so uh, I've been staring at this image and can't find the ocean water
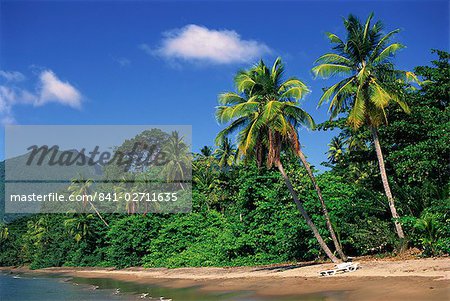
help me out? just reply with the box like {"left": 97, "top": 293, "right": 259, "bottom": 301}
{"left": 0, "top": 272, "right": 337, "bottom": 301}
{"left": 0, "top": 273, "right": 129, "bottom": 301}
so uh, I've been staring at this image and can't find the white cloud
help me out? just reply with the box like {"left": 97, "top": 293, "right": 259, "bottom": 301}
{"left": 150, "top": 24, "right": 271, "bottom": 64}
{"left": 0, "top": 70, "right": 25, "bottom": 82}
{"left": 0, "top": 85, "right": 31, "bottom": 125}
{"left": 37, "top": 70, "right": 82, "bottom": 108}
{"left": 0, "top": 69, "right": 82, "bottom": 124}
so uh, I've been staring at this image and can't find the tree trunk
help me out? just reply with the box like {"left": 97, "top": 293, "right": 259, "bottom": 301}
{"left": 371, "top": 127, "right": 405, "bottom": 239}
{"left": 277, "top": 161, "right": 340, "bottom": 263}
{"left": 83, "top": 191, "right": 109, "bottom": 227}
{"left": 298, "top": 149, "right": 348, "bottom": 261}
{"left": 88, "top": 200, "right": 109, "bottom": 227}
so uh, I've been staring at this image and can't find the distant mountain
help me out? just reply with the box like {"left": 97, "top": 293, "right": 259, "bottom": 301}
{"left": 5, "top": 149, "right": 103, "bottom": 182}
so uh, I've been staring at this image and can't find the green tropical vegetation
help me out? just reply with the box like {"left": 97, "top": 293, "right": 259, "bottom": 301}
{"left": 0, "top": 14, "right": 448, "bottom": 269}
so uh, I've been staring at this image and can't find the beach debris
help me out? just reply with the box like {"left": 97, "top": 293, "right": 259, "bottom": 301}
{"left": 159, "top": 297, "right": 172, "bottom": 301}
{"left": 113, "top": 288, "right": 121, "bottom": 295}
{"left": 140, "top": 293, "right": 149, "bottom": 299}
{"left": 319, "top": 262, "right": 360, "bottom": 276}
{"left": 91, "top": 285, "right": 99, "bottom": 290}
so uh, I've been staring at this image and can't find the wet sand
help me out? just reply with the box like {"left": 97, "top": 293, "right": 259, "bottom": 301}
{"left": 2, "top": 257, "right": 449, "bottom": 300}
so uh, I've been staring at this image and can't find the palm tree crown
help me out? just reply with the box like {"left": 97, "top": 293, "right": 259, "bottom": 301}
{"left": 200, "top": 145, "right": 213, "bottom": 157}
{"left": 216, "top": 57, "right": 314, "bottom": 167}
{"left": 313, "top": 13, "right": 418, "bottom": 129}
{"left": 161, "top": 131, "right": 191, "bottom": 182}
{"left": 327, "top": 136, "right": 346, "bottom": 164}
{"left": 214, "top": 137, "right": 237, "bottom": 167}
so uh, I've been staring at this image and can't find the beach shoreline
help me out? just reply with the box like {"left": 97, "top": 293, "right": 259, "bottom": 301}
{"left": 2, "top": 257, "right": 449, "bottom": 300}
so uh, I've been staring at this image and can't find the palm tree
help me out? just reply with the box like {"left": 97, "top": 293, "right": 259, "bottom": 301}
{"left": 216, "top": 57, "right": 341, "bottom": 262}
{"left": 327, "top": 136, "right": 345, "bottom": 164}
{"left": 161, "top": 131, "right": 191, "bottom": 189}
{"left": 312, "top": 13, "right": 419, "bottom": 239}
{"left": 214, "top": 137, "right": 237, "bottom": 167}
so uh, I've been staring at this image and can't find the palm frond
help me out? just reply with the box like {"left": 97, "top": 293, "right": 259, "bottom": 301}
{"left": 279, "top": 78, "right": 309, "bottom": 93}
{"left": 328, "top": 78, "right": 355, "bottom": 115}
{"left": 279, "top": 84, "right": 310, "bottom": 100}
{"left": 373, "top": 43, "right": 405, "bottom": 64}
{"left": 271, "top": 57, "right": 284, "bottom": 85}
{"left": 272, "top": 114, "right": 290, "bottom": 135}
{"left": 283, "top": 104, "right": 316, "bottom": 129}
{"left": 215, "top": 101, "right": 258, "bottom": 123}
{"left": 370, "top": 29, "right": 401, "bottom": 60}
{"left": 215, "top": 117, "right": 249, "bottom": 145}
{"left": 261, "top": 100, "right": 283, "bottom": 123}
{"left": 363, "top": 12, "right": 374, "bottom": 41}
{"left": 312, "top": 64, "right": 352, "bottom": 78}
{"left": 318, "top": 77, "right": 355, "bottom": 108}
{"left": 347, "top": 89, "right": 366, "bottom": 129}
{"left": 369, "top": 79, "right": 391, "bottom": 109}
{"left": 235, "top": 71, "right": 256, "bottom": 93}
{"left": 325, "top": 32, "right": 344, "bottom": 44}
{"left": 240, "top": 115, "right": 264, "bottom": 154}
{"left": 314, "top": 53, "right": 352, "bottom": 66}
{"left": 218, "top": 92, "right": 247, "bottom": 105}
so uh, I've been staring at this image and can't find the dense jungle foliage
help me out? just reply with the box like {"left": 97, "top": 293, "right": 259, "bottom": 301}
{"left": 0, "top": 50, "right": 448, "bottom": 269}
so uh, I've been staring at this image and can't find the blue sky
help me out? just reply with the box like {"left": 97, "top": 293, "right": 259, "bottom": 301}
{"left": 1, "top": 0, "right": 448, "bottom": 169}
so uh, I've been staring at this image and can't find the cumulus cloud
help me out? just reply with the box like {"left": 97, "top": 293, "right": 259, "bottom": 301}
{"left": 149, "top": 24, "right": 271, "bottom": 64}
{"left": 37, "top": 70, "right": 82, "bottom": 108}
{"left": 0, "top": 69, "right": 82, "bottom": 125}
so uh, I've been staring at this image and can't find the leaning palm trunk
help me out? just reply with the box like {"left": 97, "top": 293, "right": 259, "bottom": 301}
{"left": 89, "top": 200, "right": 109, "bottom": 227}
{"left": 277, "top": 161, "right": 340, "bottom": 263}
{"left": 83, "top": 192, "right": 109, "bottom": 227}
{"left": 371, "top": 127, "right": 405, "bottom": 239}
{"left": 297, "top": 149, "right": 348, "bottom": 261}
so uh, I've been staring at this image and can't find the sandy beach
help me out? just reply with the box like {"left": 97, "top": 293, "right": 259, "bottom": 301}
{"left": 2, "top": 257, "right": 449, "bottom": 300}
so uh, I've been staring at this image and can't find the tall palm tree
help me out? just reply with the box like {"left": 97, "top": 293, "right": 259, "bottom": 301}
{"left": 312, "top": 13, "right": 419, "bottom": 239}
{"left": 216, "top": 57, "right": 341, "bottom": 262}
{"left": 214, "top": 137, "right": 237, "bottom": 167}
